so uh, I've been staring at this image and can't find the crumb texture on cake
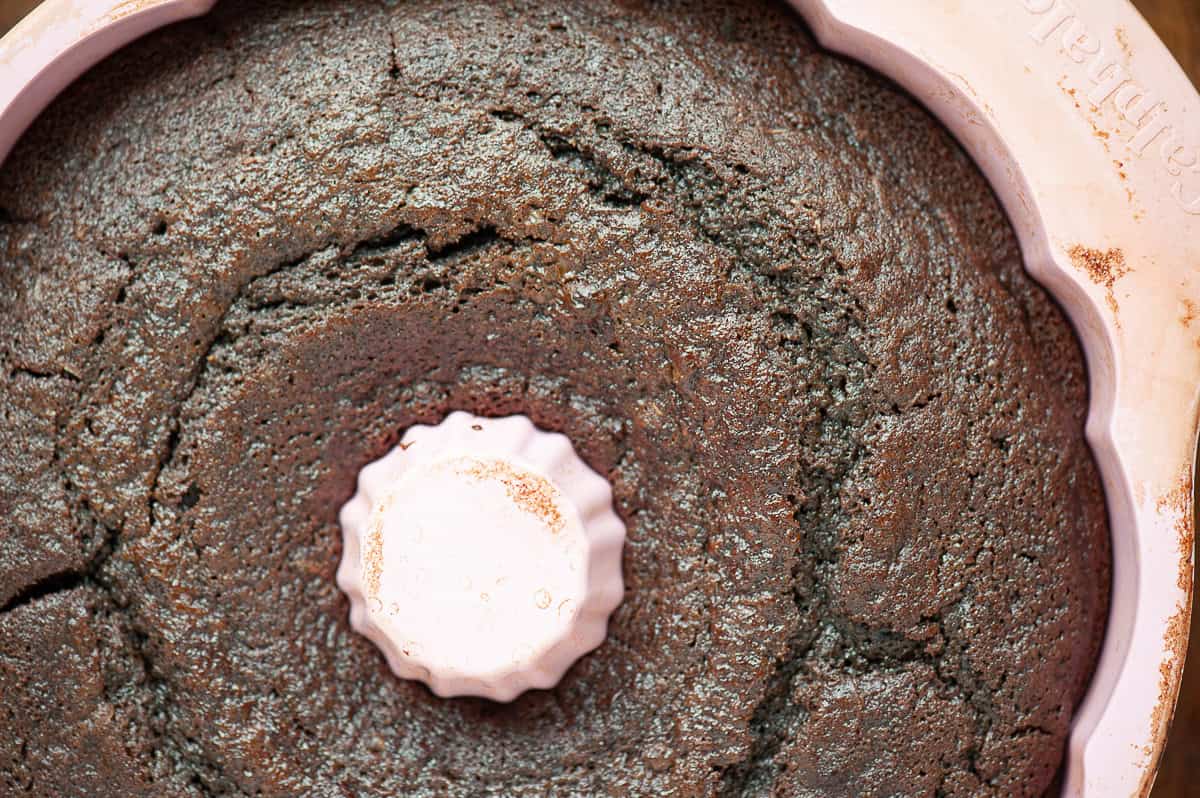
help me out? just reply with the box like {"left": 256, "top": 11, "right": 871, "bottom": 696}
{"left": 0, "top": 1, "right": 1109, "bottom": 796}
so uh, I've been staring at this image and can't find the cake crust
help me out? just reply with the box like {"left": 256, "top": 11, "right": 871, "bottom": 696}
{"left": 0, "top": 1, "right": 1109, "bottom": 796}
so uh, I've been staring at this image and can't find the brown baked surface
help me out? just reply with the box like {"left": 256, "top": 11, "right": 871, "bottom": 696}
{"left": 0, "top": 1, "right": 1110, "bottom": 795}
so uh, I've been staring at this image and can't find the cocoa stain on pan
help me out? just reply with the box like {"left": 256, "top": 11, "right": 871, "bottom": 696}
{"left": 363, "top": 518, "right": 384, "bottom": 599}
{"left": 1059, "top": 82, "right": 1084, "bottom": 112}
{"left": 1182, "top": 298, "right": 1198, "bottom": 328}
{"left": 1143, "top": 601, "right": 1192, "bottom": 797}
{"left": 456, "top": 457, "right": 565, "bottom": 535}
{"left": 1141, "top": 466, "right": 1195, "bottom": 796}
{"left": 1110, "top": 159, "right": 1137, "bottom": 206}
{"left": 1070, "top": 244, "right": 1128, "bottom": 288}
{"left": 1054, "top": 82, "right": 1139, "bottom": 207}
{"left": 1116, "top": 26, "right": 1132, "bottom": 60}
{"left": 1156, "top": 465, "right": 1196, "bottom": 593}
{"left": 1057, "top": 81, "right": 1113, "bottom": 150}
{"left": 1068, "top": 244, "right": 1129, "bottom": 316}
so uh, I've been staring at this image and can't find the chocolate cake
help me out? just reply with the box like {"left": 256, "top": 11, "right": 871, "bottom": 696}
{"left": 0, "top": 0, "right": 1110, "bottom": 795}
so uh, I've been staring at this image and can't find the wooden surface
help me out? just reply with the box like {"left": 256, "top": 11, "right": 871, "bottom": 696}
{"left": 0, "top": 0, "right": 1196, "bottom": 793}
{"left": 1135, "top": 0, "right": 1200, "bottom": 91}
{"left": 0, "top": 0, "right": 34, "bottom": 35}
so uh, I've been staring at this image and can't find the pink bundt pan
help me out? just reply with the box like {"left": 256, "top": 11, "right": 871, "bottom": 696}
{"left": 1, "top": 0, "right": 1196, "bottom": 794}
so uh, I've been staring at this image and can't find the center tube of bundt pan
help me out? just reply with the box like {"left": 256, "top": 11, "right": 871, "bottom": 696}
{"left": 336, "top": 411, "right": 625, "bottom": 701}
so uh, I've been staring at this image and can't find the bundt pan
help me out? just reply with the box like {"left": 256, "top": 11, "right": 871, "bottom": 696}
{"left": 1, "top": 0, "right": 1196, "bottom": 795}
